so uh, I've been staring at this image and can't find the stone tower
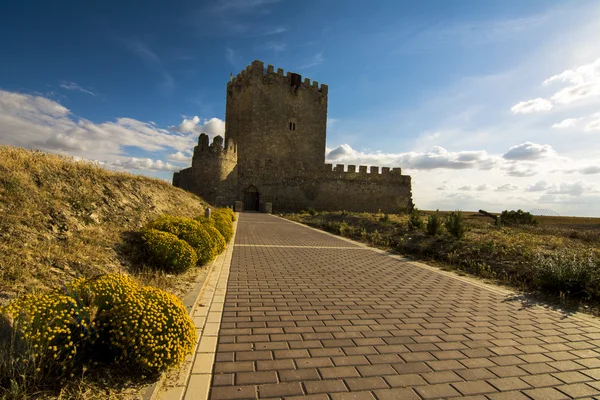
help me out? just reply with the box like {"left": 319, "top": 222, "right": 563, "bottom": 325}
{"left": 172, "top": 133, "right": 238, "bottom": 205}
{"left": 225, "top": 60, "right": 328, "bottom": 171}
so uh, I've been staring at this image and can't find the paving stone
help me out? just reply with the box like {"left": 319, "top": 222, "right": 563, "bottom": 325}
{"left": 383, "top": 373, "right": 427, "bottom": 387}
{"left": 421, "top": 370, "right": 463, "bottom": 384}
{"left": 344, "top": 377, "right": 389, "bottom": 391}
{"left": 456, "top": 367, "right": 495, "bottom": 381}
{"left": 373, "top": 388, "right": 420, "bottom": 400}
{"left": 487, "top": 377, "right": 531, "bottom": 391}
{"left": 210, "top": 385, "right": 256, "bottom": 400}
{"left": 279, "top": 368, "right": 320, "bottom": 382}
{"left": 258, "top": 382, "right": 303, "bottom": 398}
{"left": 304, "top": 379, "right": 348, "bottom": 394}
{"left": 452, "top": 380, "right": 497, "bottom": 396}
{"left": 523, "top": 387, "right": 570, "bottom": 400}
{"left": 330, "top": 392, "right": 376, "bottom": 400}
{"left": 319, "top": 366, "right": 360, "bottom": 379}
{"left": 556, "top": 383, "right": 600, "bottom": 398}
{"left": 414, "top": 383, "right": 461, "bottom": 399}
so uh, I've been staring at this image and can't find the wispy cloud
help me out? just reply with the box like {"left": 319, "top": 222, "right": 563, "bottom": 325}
{"left": 213, "top": 0, "right": 281, "bottom": 13}
{"left": 123, "top": 38, "right": 174, "bottom": 93}
{"left": 59, "top": 82, "right": 96, "bottom": 96}
{"left": 298, "top": 51, "right": 324, "bottom": 70}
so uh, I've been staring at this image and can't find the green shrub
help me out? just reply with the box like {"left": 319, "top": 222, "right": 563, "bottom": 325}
{"left": 530, "top": 250, "right": 599, "bottom": 299}
{"left": 370, "top": 230, "right": 385, "bottom": 246}
{"left": 444, "top": 211, "right": 466, "bottom": 239}
{"left": 379, "top": 213, "right": 390, "bottom": 222}
{"left": 408, "top": 208, "right": 424, "bottom": 230}
{"left": 339, "top": 221, "right": 352, "bottom": 236}
{"left": 68, "top": 274, "right": 196, "bottom": 375}
{"left": 427, "top": 210, "right": 443, "bottom": 236}
{"left": 500, "top": 209, "right": 538, "bottom": 226}
{"left": 141, "top": 229, "right": 198, "bottom": 273}
{"left": 307, "top": 207, "right": 316, "bottom": 216}
{"left": 211, "top": 211, "right": 234, "bottom": 242}
{"left": 147, "top": 215, "right": 214, "bottom": 264}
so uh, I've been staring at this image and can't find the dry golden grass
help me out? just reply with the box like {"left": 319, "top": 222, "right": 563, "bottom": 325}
{"left": 0, "top": 145, "right": 208, "bottom": 305}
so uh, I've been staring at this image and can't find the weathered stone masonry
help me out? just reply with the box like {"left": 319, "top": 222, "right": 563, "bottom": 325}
{"left": 173, "top": 60, "right": 413, "bottom": 213}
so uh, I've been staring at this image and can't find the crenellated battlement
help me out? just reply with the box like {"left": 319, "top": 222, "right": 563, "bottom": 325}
{"left": 191, "top": 133, "right": 237, "bottom": 169}
{"left": 227, "top": 60, "right": 328, "bottom": 96}
{"left": 323, "top": 163, "right": 402, "bottom": 176}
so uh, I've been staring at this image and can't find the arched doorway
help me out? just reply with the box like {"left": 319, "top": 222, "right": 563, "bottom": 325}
{"left": 243, "top": 185, "right": 259, "bottom": 212}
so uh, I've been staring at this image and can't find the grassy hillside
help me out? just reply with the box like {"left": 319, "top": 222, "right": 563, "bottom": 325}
{"left": 0, "top": 145, "right": 208, "bottom": 305}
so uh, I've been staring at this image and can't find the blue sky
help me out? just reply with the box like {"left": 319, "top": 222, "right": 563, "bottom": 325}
{"left": 1, "top": 0, "right": 600, "bottom": 216}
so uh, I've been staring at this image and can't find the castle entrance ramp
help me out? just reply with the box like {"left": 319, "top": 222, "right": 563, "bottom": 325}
{"left": 243, "top": 185, "right": 259, "bottom": 211}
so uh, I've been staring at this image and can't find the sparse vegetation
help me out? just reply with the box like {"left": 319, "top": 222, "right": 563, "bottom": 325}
{"left": 408, "top": 208, "right": 424, "bottom": 230}
{"left": 444, "top": 211, "right": 466, "bottom": 239}
{"left": 285, "top": 210, "right": 600, "bottom": 309}
{"left": 426, "top": 210, "right": 443, "bottom": 236}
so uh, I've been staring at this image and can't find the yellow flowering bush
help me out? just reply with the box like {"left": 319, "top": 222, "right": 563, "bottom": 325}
{"left": 141, "top": 228, "right": 198, "bottom": 273}
{"left": 146, "top": 215, "right": 214, "bottom": 265}
{"left": 219, "top": 207, "right": 236, "bottom": 221}
{"left": 194, "top": 216, "right": 227, "bottom": 256}
{"left": 211, "top": 209, "right": 234, "bottom": 242}
{"left": 0, "top": 292, "right": 94, "bottom": 381}
{"left": 0, "top": 273, "right": 197, "bottom": 389}
{"left": 68, "top": 274, "right": 197, "bottom": 374}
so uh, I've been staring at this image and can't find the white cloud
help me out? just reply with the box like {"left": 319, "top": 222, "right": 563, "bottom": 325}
{"left": 527, "top": 180, "right": 551, "bottom": 192}
{"left": 326, "top": 144, "right": 497, "bottom": 171}
{"left": 503, "top": 142, "right": 555, "bottom": 160}
{"left": 543, "top": 57, "right": 600, "bottom": 105}
{"left": 170, "top": 116, "right": 226, "bottom": 139}
{"left": 580, "top": 165, "right": 600, "bottom": 175}
{"left": 496, "top": 184, "right": 519, "bottom": 191}
{"left": 458, "top": 185, "right": 472, "bottom": 191}
{"left": 510, "top": 98, "right": 552, "bottom": 114}
{"left": 167, "top": 151, "right": 193, "bottom": 163}
{"left": 0, "top": 90, "right": 196, "bottom": 172}
{"left": 505, "top": 163, "right": 538, "bottom": 177}
{"left": 59, "top": 81, "right": 96, "bottom": 96}
{"left": 548, "top": 181, "right": 594, "bottom": 196}
{"left": 584, "top": 112, "right": 600, "bottom": 131}
{"left": 105, "top": 157, "right": 180, "bottom": 172}
{"left": 551, "top": 118, "right": 580, "bottom": 129}
{"left": 476, "top": 184, "right": 488, "bottom": 191}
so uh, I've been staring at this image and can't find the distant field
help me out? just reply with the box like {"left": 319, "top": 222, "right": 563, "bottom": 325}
{"left": 422, "top": 210, "right": 600, "bottom": 228}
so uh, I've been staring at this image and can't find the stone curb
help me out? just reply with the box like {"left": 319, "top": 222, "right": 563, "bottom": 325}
{"left": 143, "top": 215, "right": 239, "bottom": 400}
{"left": 276, "top": 214, "right": 600, "bottom": 329}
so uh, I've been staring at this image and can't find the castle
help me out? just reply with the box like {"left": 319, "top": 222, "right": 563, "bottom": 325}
{"left": 172, "top": 60, "right": 413, "bottom": 213}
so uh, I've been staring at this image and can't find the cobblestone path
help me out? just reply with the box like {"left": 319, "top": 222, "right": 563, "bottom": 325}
{"left": 208, "top": 213, "right": 600, "bottom": 400}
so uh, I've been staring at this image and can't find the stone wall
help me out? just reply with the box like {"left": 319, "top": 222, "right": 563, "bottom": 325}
{"left": 236, "top": 162, "right": 413, "bottom": 213}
